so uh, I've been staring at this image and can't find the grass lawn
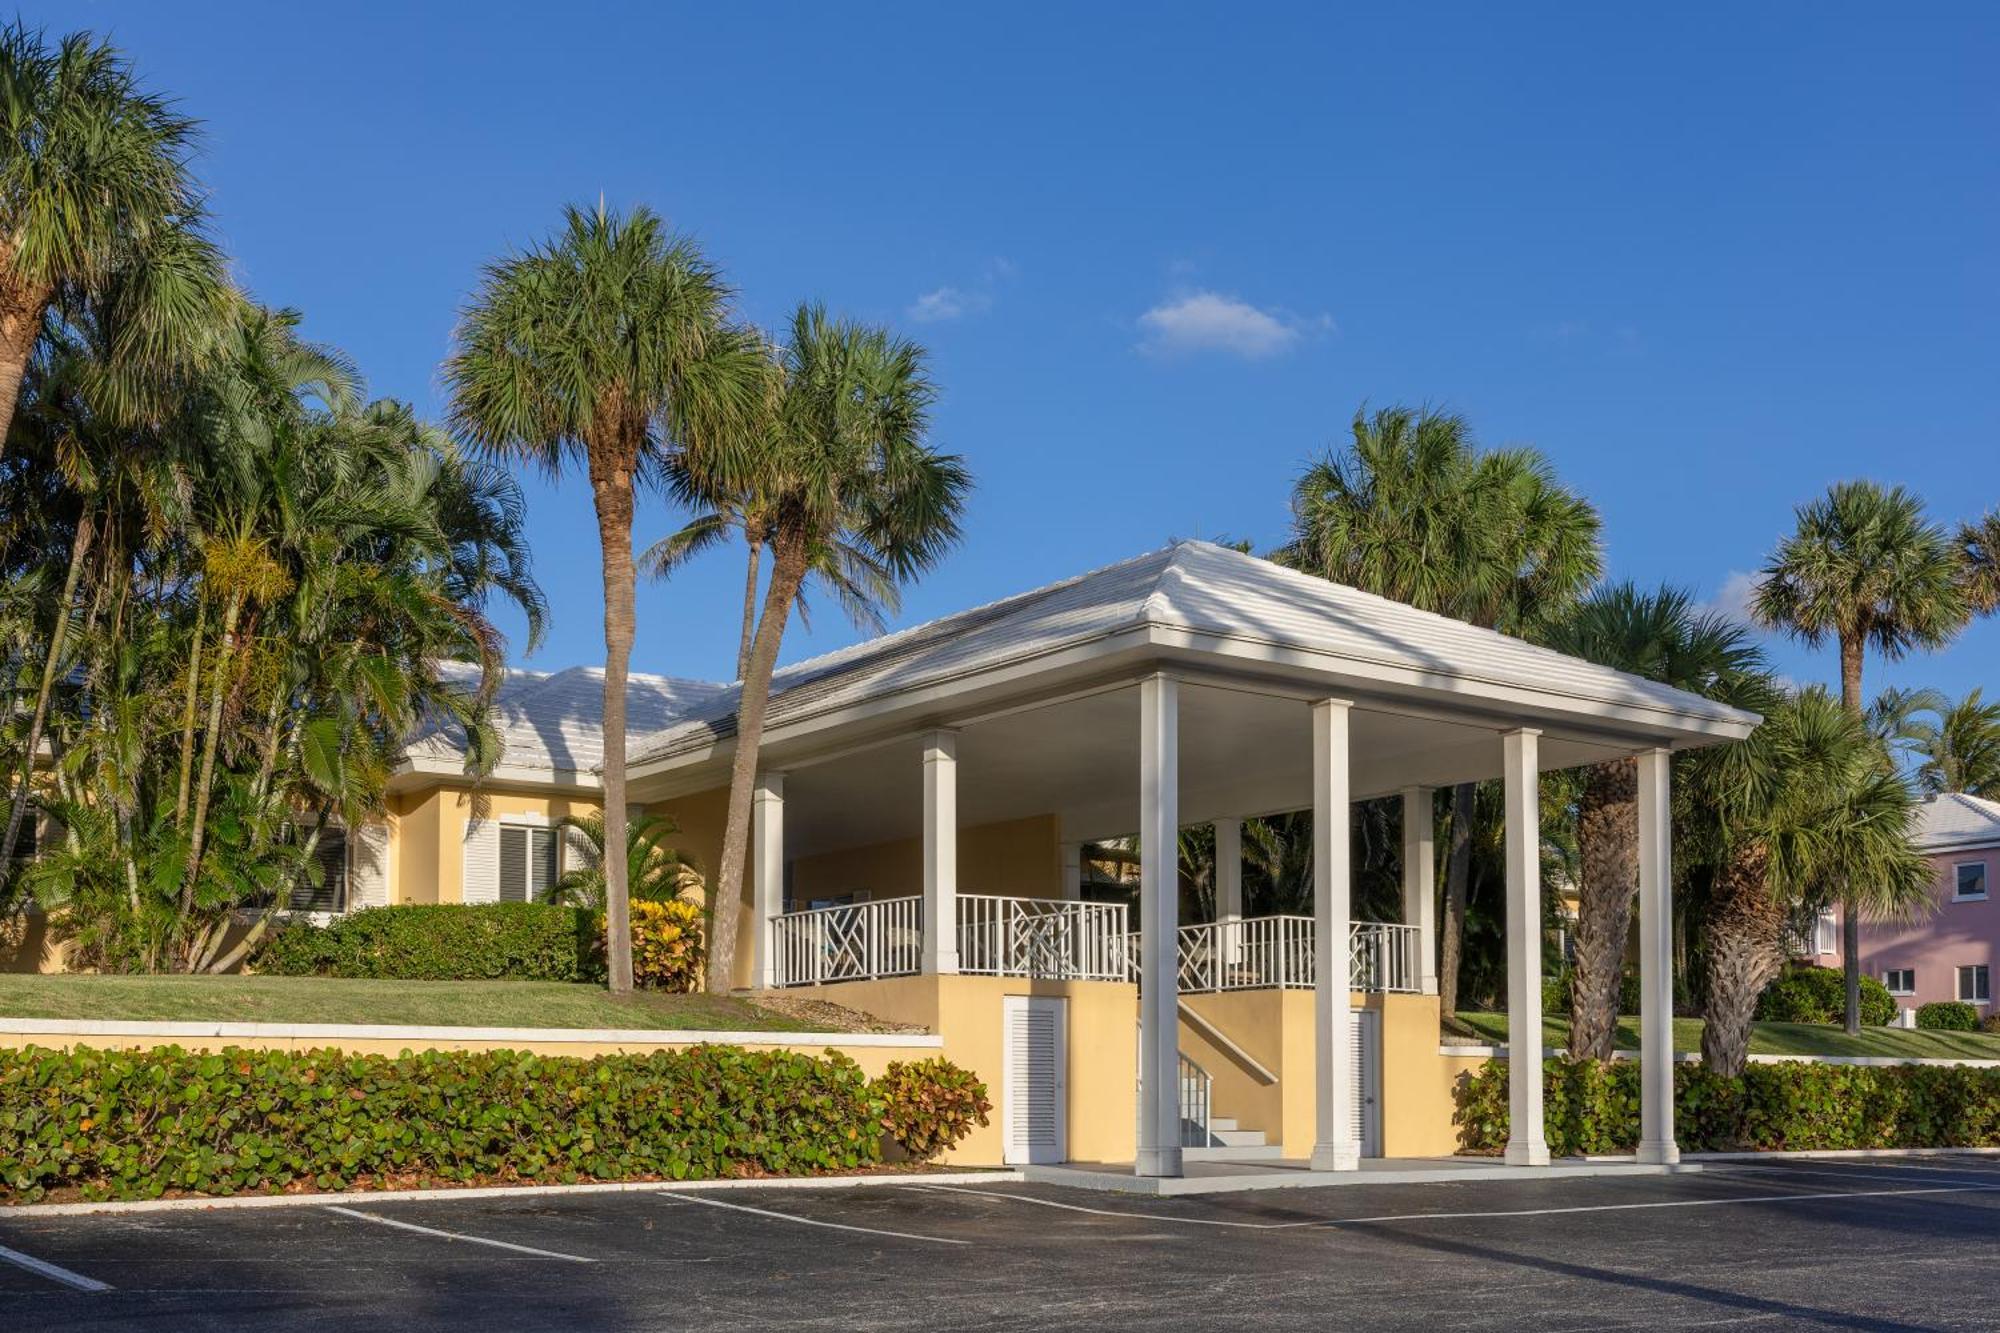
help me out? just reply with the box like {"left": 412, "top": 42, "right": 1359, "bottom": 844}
{"left": 1448, "top": 1010, "right": 2000, "bottom": 1061}
{"left": 0, "top": 973, "right": 836, "bottom": 1032}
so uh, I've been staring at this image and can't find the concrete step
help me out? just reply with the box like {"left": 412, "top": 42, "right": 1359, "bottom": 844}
{"left": 1210, "top": 1128, "right": 1268, "bottom": 1148}
{"left": 1183, "top": 1143, "right": 1287, "bottom": 1162}
{"left": 1207, "top": 1117, "right": 1240, "bottom": 1134}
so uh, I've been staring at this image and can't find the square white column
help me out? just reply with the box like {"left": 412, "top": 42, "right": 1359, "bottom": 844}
{"left": 1636, "top": 746, "right": 1680, "bottom": 1165}
{"left": 1136, "top": 674, "right": 1182, "bottom": 1178}
{"left": 752, "top": 775, "right": 785, "bottom": 990}
{"left": 922, "top": 731, "right": 961, "bottom": 976}
{"left": 1214, "top": 818, "right": 1243, "bottom": 967}
{"left": 1503, "top": 727, "right": 1550, "bottom": 1167}
{"left": 1060, "top": 840, "right": 1083, "bottom": 901}
{"left": 1400, "top": 786, "right": 1437, "bottom": 995}
{"left": 1311, "top": 698, "right": 1359, "bottom": 1172}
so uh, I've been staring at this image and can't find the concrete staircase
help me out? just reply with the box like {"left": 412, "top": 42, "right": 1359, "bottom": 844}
{"left": 1183, "top": 1116, "right": 1283, "bottom": 1162}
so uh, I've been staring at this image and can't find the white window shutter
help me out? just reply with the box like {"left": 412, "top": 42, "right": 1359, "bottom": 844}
{"left": 350, "top": 822, "right": 391, "bottom": 909}
{"left": 462, "top": 818, "right": 500, "bottom": 903}
{"left": 561, "top": 823, "right": 599, "bottom": 876}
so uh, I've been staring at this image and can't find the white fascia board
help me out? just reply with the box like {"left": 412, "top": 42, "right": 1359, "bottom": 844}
{"left": 390, "top": 755, "right": 602, "bottom": 794}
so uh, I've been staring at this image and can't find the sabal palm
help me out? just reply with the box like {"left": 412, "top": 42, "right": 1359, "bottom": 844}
{"left": 1754, "top": 480, "right": 1968, "bottom": 1032}
{"left": 1685, "top": 686, "right": 1931, "bottom": 1074}
{"left": 1284, "top": 405, "right": 1601, "bottom": 1016}
{"left": 1540, "top": 583, "right": 1764, "bottom": 1060}
{"left": 1961, "top": 511, "right": 2000, "bottom": 617}
{"left": 703, "top": 303, "right": 970, "bottom": 993}
{"left": 0, "top": 24, "right": 224, "bottom": 449}
{"left": 446, "top": 203, "right": 762, "bottom": 994}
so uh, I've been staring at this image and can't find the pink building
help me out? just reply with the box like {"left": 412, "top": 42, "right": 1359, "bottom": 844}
{"left": 1807, "top": 793, "right": 2000, "bottom": 1015}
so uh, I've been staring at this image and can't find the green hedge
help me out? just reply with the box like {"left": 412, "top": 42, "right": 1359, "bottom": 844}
{"left": 1917, "top": 1001, "right": 1981, "bottom": 1032}
{"left": 1455, "top": 1058, "right": 2000, "bottom": 1156}
{"left": 255, "top": 904, "right": 604, "bottom": 981}
{"left": 0, "top": 1043, "right": 993, "bottom": 1203}
{"left": 1755, "top": 964, "right": 1896, "bottom": 1027}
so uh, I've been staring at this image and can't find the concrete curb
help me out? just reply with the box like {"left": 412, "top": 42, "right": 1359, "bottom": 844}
{"left": 0, "top": 1018, "right": 942, "bottom": 1049}
{"left": 7, "top": 1170, "right": 1026, "bottom": 1218}
{"left": 1686, "top": 1147, "right": 2000, "bottom": 1162}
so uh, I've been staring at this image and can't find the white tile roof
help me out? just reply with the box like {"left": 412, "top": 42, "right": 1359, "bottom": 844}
{"left": 409, "top": 664, "right": 729, "bottom": 776}
{"left": 1913, "top": 792, "right": 2000, "bottom": 853}
{"left": 628, "top": 540, "right": 1760, "bottom": 766}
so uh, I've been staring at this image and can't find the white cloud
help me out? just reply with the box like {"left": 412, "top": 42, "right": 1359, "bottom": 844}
{"left": 907, "top": 286, "right": 988, "bottom": 323}
{"left": 1136, "top": 291, "right": 1331, "bottom": 360}
{"left": 1708, "top": 570, "right": 1762, "bottom": 626}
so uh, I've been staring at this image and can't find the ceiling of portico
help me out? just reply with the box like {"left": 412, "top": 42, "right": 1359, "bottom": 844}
{"left": 774, "top": 678, "right": 1650, "bottom": 861}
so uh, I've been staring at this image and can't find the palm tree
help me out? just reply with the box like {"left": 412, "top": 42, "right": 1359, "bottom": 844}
{"left": 1961, "top": 510, "right": 2000, "bottom": 617}
{"left": 445, "top": 203, "right": 762, "bottom": 994}
{"left": 703, "top": 303, "right": 970, "bottom": 994}
{"left": 1283, "top": 405, "right": 1602, "bottom": 1016}
{"left": 0, "top": 24, "right": 224, "bottom": 450}
{"left": 1540, "top": 583, "right": 1764, "bottom": 1060}
{"left": 546, "top": 811, "right": 702, "bottom": 910}
{"left": 1901, "top": 690, "right": 2000, "bottom": 798}
{"left": 1753, "top": 480, "right": 1968, "bottom": 1032}
{"left": 1685, "top": 686, "right": 1931, "bottom": 1074}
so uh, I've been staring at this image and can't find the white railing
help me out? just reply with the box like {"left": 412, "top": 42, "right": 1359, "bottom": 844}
{"left": 958, "top": 895, "right": 1129, "bottom": 981}
{"left": 1130, "top": 916, "right": 1424, "bottom": 995}
{"left": 768, "top": 896, "right": 922, "bottom": 987}
{"left": 1179, "top": 1051, "right": 1213, "bottom": 1147}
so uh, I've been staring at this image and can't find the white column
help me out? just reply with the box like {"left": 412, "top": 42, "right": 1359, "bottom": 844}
{"left": 1400, "top": 786, "right": 1437, "bottom": 996}
{"left": 752, "top": 775, "right": 785, "bottom": 990}
{"left": 1310, "top": 698, "right": 1358, "bottom": 1172}
{"left": 1136, "top": 674, "right": 1182, "bottom": 1177}
{"left": 1214, "top": 818, "right": 1242, "bottom": 967}
{"left": 922, "top": 730, "right": 960, "bottom": 976}
{"left": 1502, "top": 727, "right": 1550, "bottom": 1167}
{"left": 1060, "top": 840, "right": 1083, "bottom": 901}
{"left": 1636, "top": 746, "right": 1680, "bottom": 1165}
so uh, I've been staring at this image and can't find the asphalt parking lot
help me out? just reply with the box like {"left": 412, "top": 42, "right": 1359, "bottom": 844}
{"left": 4, "top": 1156, "right": 1999, "bottom": 1331}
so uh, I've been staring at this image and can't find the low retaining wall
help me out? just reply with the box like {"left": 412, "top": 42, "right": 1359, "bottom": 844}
{"left": 0, "top": 1018, "right": 941, "bottom": 1075}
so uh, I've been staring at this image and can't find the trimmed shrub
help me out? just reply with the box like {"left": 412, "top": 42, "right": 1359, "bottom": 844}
{"left": 1982, "top": 1013, "right": 2000, "bottom": 1036}
{"left": 1755, "top": 964, "right": 1896, "bottom": 1027}
{"left": 630, "top": 899, "right": 704, "bottom": 993}
{"left": 1917, "top": 1001, "right": 1981, "bottom": 1032}
{"left": 1454, "top": 1057, "right": 2000, "bottom": 1156}
{"left": 876, "top": 1058, "right": 992, "bottom": 1161}
{"left": 0, "top": 1043, "right": 938, "bottom": 1203}
{"left": 254, "top": 903, "right": 603, "bottom": 982}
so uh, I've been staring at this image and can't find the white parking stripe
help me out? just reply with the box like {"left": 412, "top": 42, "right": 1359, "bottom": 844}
{"left": 0, "top": 1241, "right": 113, "bottom": 1292}
{"left": 663, "top": 1191, "right": 968, "bottom": 1245}
{"left": 322, "top": 1206, "right": 596, "bottom": 1263}
{"left": 916, "top": 1178, "right": 2000, "bottom": 1232}
{"left": 1717, "top": 1163, "right": 2000, "bottom": 1189}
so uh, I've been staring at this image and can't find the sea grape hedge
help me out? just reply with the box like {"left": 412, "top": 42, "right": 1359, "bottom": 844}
{"left": 0, "top": 1044, "right": 987, "bottom": 1204}
{"left": 255, "top": 903, "right": 603, "bottom": 982}
{"left": 1456, "top": 1057, "right": 2000, "bottom": 1156}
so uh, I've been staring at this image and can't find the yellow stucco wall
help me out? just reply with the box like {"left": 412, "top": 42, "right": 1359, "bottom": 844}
{"left": 777, "top": 972, "right": 1137, "bottom": 1167}
{"left": 1180, "top": 989, "right": 1474, "bottom": 1159}
{"left": 788, "top": 814, "right": 1063, "bottom": 907}
{"left": 389, "top": 785, "right": 607, "bottom": 906}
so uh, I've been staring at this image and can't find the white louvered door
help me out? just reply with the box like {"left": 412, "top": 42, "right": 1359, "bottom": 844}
{"left": 1351, "top": 1009, "right": 1381, "bottom": 1158}
{"left": 1003, "top": 995, "right": 1067, "bottom": 1165}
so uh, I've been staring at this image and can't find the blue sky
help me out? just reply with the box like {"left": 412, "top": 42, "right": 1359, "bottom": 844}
{"left": 48, "top": 2, "right": 2000, "bottom": 701}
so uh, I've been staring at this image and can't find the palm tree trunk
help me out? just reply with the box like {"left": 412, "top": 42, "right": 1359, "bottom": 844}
{"left": 737, "top": 536, "right": 762, "bottom": 681}
{"left": 1700, "top": 841, "right": 1785, "bottom": 1078}
{"left": 2, "top": 512, "right": 95, "bottom": 865}
{"left": 1439, "top": 781, "right": 1475, "bottom": 1017}
{"left": 709, "top": 529, "right": 809, "bottom": 995}
{"left": 591, "top": 468, "right": 636, "bottom": 995}
{"left": 0, "top": 277, "right": 51, "bottom": 455}
{"left": 181, "top": 591, "right": 243, "bottom": 907}
{"left": 1569, "top": 758, "right": 1638, "bottom": 1061}
{"left": 1838, "top": 630, "right": 1865, "bottom": 1035}
{"left": 174, "top": 591, "right": 208, "bottom": 826}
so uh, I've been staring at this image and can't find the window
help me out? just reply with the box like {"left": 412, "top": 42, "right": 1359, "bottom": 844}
{"left": 292, "top": 828, "right": 347, "bottom": 912}
{"left": 1958, "top": 964, "right": 1991, "bottom": 1005}
{"left": 499, "top": 825, "right": 558, "bottom": 903}
{"left": 1954, "top": 863, "right": 1988, "bottom": 903}
{"left": 1813, "top": 906, "right": 1837, "bottom": 956}
{"left": 1882, "top": 968, "right": 1915, "bottom": 996}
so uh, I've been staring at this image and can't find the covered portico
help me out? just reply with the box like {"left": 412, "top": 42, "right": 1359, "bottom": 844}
{"left": 626, "top": 541, "right": 1757, "bottom": 1175}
